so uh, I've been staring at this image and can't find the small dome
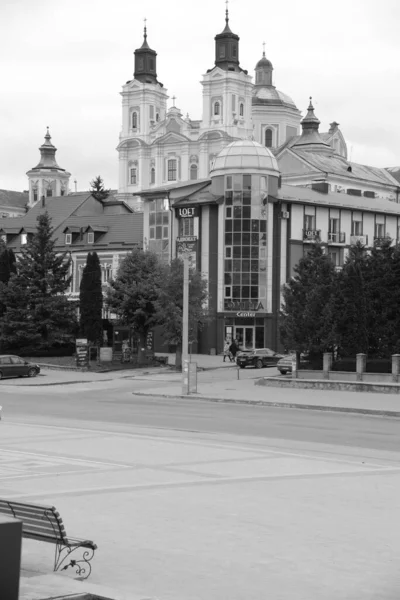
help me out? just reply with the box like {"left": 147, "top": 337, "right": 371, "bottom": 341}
{"left": 211, "top": 140, "right": 279, "bottom": 175}
{"left": 256, "top": 55, "right": 272, "bottom": 69}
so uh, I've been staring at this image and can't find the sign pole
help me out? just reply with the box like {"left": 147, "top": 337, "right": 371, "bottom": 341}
{"left": 182, "top": 255, "right": 189, "bottom": 394}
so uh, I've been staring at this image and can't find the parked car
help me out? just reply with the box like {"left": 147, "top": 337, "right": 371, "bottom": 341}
{"left": 276, "top": 353, "right": 309, "bottom": 375}
{"left": 0, "top": 355, "right": 40, "bottom": 380}
{"left": 236, "top": 348, "right": 284, "bottom": 369}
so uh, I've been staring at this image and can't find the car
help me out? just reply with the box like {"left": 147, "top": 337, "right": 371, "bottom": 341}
{"left": 276, "top": 353, "right": 309, "bottom": 375}
{"left": 0, "top": 355, "right": 40, "bottom": 380}
{"left": 236, "top": 348, "right": 284, "bottom": 369}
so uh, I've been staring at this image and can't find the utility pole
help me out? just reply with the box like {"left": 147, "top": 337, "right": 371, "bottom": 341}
{"left": 181, "top": 255, "right": 189, "bottom": 393}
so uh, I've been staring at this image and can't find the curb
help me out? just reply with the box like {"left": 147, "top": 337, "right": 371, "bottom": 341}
{"left": 130, "top": 391, "right": 400, "bottom": 417}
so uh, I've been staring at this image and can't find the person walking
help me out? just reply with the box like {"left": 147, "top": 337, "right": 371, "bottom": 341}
{"left": 229, "top": 339, "right": 238, "bottom": 362}
{"left": 223, "top": 340, "right": 231, "bottom": 362}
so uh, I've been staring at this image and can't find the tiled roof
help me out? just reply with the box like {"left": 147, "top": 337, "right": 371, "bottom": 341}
{"left": 52, "top": 213, "right": 143, "bottom": 249}
{"left": 277, "top": 183, "right": 400, "bottom": 215}
{"left": 0, "top": 189, "right": 28, "bottom": 209}
{"left": 294, "top": 151, "right": 399, "bottom": 187}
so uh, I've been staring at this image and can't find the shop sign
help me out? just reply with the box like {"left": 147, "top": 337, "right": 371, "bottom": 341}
{"left": 236, "top": 312, "right": 256, "bottom": 318}
{"left": 75, "top": 338, "right": 89, "bottom": 368}
{"left": 177, "top": 237, "right": 197, "bottom": 267}
{"left": 176, "top": 206, "right": 199, "bottom": 218}
{"left": 224, "top": 301, "right": 264, "bottom": 311}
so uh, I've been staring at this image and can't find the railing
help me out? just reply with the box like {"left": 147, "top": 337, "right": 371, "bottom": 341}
{"left": 328, "top": 231, "right": 346, "bottom": 244}
{"left": 303, "top": 229, "right": 321, "bottom": 242}
{"left": 374, "top": 234, "right": 391, "bottom": 246}
{"left": 350, "top": 234, "right": 368, "bottom": 246}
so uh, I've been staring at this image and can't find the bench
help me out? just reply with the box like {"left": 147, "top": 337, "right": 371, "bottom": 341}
{"left": 0, "top": 499, "right": 97, "bottom": 579}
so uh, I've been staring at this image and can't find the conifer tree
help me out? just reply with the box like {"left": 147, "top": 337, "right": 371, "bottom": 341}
{"left": 79, "top": 252, "right": 103, "bottom": 344}
{"left": 90, "top": 176, "right": 110, "bottom": 201}
{"left": 0, "top": 212, "right": 76, "bottom": 352}
{"left": 280, "top": 244, "right": 337, "bottom": 360}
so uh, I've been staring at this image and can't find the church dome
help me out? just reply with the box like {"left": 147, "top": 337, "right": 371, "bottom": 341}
{"left": 256, "top": 55, "right": 272, "bottom": 69}
{"left": 252, "top": 86, "right": 298, "bottom": 109}
{"left": 211, "top": 140, "right": 279, "bottom": 175}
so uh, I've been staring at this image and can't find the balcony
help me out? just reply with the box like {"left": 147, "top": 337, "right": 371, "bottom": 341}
{"left": 328, "top": 231, "right": 346, "bottom": 244}
{"left": 350, "top": 235, "right": 368, "bottom": 246}
{"left": 374, "top": 234, "right": 391, "bottom": 247}
{"left": 303, "top": 229, "right": 321, "bottom": 242}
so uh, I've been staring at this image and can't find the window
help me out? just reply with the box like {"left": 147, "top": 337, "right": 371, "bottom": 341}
{"left": 219, "top": 45, "right": 226, "bottom": 58}
{"left": 328, "top": 250, "right": 338, "bottom": 266}
{"left": 214, "top": 102, "right": 220, "bottom": 116}
{"left": 239, "top": 103, "right": 244, "bottom": 117}
{"left": 375, "top": 223, "right": 385, "bottom": 238}
{"left": 87, "top": 232, "right": 94, "bottom": 244}
{"left": 150, "top": 105, "right": 154, "bottom": 120}
{"left": 150, "top": 167, "right": 156, "bottom": 184}
{"left": 130, "top": 168, "right": 137, "bottom": 185}
{"left": 352, "top": 219, "right": 362, "bottom": 235}
{"left": 33, "top": 190, "right": 38, "bottom": 203}
{"left": 148, "top": 198, "right": 170, "bottom": 262}
{"left": 156, "top": 113, "right": 160, "bottom": 122}
{"left": 150, "top": 58, "right": 154, "bottom": 70}
{"left": 232, "top": 45, "right": 237, "bottom": 58}
{"left": 65, "top": 233, "right": 72, "bottom": 245}
{"left": 21, "top": 233, "right": 27, "bottom": 245}
{"left": 265, "top": 128, "right": 273, "bottom": 148}
{"left": 225, "top": 286, "right": 232, "bottom": 298}
{"left": 179, "top": 218, "right": 194, "bottom": 237}
{"left": 304, "top": 214, "right": 316, "bottom": 230}
{"left": 329, "top": 218, "right": 339, "bottom": 233}
{"left": 132, "top": 112, "right": 137, "bottom": 128}
{"left": 102, "top": 264, "right": 112, "bottom": 283}
{"left": 190, "top": 164, "right": 198, "bottom": 181}
{"left": 46, "top": 188, "right": 52, "bottom": 197}
{"left": 168, "top": 159, "right": 177, "bottom": 181}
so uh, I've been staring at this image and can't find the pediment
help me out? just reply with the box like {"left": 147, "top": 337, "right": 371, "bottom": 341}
{"left": 277, "top": 149, "right": 316, "bottom": 174}
{"left": 153, "top": 131, "right": 190, "bottom": 145}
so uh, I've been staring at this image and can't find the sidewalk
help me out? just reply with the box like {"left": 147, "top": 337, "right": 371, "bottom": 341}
{"left": 131, "top": 375, "right": 400, "bottom": 417}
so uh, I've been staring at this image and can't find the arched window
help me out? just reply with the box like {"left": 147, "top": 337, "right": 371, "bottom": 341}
{"left": 214, "top": 101, "right": 220, "bottom": 116}
{"left": 239, "top": 103, "right": 244, "bottom": 117}
{"left": 150, "top": 167, "right": 156, "bottom": 184}
{"left": 168, "top": 159, "right": 177, "bottom": 181}
{"left": 265, "top": 128, "right": 273, "bottom": 148}
{"left": 132, "top": 112, "right": 137, "bottom": 128}
{"left": 190, "top": 164, "right": 198, "bottom": 181}
{"left": 130, "top": 168, "right": 137, "bottom": 185}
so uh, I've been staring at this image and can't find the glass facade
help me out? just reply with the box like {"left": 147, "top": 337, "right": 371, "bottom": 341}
{"left": 149, "top": 198, "right": 170, "bottom": 262}
{"left": 223, "top": 174, "right": 267, "bottom": 310}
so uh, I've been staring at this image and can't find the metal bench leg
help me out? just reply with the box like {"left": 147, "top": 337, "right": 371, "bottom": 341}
{"left": 54, "top": 542, "right": 95, "bottom": 579}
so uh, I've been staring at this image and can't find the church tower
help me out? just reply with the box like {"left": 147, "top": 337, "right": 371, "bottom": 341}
{"left": 252, "top": 45, "right": 301, "bottom": 148}
{"left": 200, "top": 7, "right": 253, "bottom": 139}
{"left": 26, "top": 128, "right": 70, "bottom": 207}
{"left": 117, "top": 22, "right": 169, "bottom": 208}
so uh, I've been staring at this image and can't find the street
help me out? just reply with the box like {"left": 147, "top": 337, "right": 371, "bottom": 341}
{"left": 2, "top": 371, "right": 400, "bottom": 599}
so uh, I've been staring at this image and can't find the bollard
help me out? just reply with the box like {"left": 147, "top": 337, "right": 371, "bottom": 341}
{"left": 323, "top": 353, "right": 333, "bottom": 380}
{"left": 392, "top": 354, "right": 400, "bottom": 383}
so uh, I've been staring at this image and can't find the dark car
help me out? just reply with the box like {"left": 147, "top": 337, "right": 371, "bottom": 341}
{"left": 0, "top": 355, "right": 40, "bottom": 380}
{"left": 276, "top": 353, "right": 309, "bottom": 374}
{"left": 236, "top": 348, "right": 284, "bottom": 369}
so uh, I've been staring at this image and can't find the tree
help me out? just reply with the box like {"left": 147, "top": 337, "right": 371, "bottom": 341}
{"left": 79, "top": 252, "right": 103, "bottom": 345}
{"left": 280, "top": 244, "right": 337, "bottom": 362}
{"left": 0, "top": 212, "right": 77, "bottom": 352}
{"left": 90, "top": 176, "right": 110, "bottom": 201}
{"left": 154, "top": 258, "right": 209, "bottom": 369}
{"left": 106, "top": 248, "right": 164, "bottom": 364}
{"left": 0, "top": 240, "right": 16, "bottom": 284}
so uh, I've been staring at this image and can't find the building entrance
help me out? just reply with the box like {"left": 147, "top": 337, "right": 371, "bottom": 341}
{"left": 224, "top": 318, "right": 265, "bottom": 351}
{"left": 234, "top": 326, "right": 254, "bottom": 350}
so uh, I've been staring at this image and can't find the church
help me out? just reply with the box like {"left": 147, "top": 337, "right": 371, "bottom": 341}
{"left": 116, "top": 8, "right": 352, "bottom": 209}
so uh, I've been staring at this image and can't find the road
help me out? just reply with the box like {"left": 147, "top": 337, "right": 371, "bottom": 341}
{"left": 2, "top": 374, "right": 400, "bottom": 599}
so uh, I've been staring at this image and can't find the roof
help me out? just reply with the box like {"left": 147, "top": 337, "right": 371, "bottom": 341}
{"left": 276, "top": 183, "right": 400, "bottom": 215}
{"left": 52, "top": 214, "right": 143, "bottom": 249}
{"left": 293, "top": 150, "right": 400, "bottom": 187}
{"left": 386, "top": 167, "right": 400, "bottom": 184}
{"left": 211, "top": 140, "right": 279, "bottom": 174}
{"left": 252, "top": 87, "right": 298, "bottom": 110}
{"left": 137, "top": 179, "right": 211, "bottom": 200}
{"left": 0, "top": 189, "right": 28, "bottom": 210}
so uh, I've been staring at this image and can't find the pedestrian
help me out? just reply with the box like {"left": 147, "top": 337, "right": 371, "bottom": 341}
{"left": 229, "top": 339, "right": 238, "bottom": 362}
{"left": 223, "top": 340, "right": 231, "bottom": 362}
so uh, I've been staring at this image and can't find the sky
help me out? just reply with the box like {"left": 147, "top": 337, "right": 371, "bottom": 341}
{"left": 1, "top": 0, "right": 400, "bottom": 193}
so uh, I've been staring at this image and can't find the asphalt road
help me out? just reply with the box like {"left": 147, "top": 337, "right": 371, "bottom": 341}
{"left": 3, "top": 379, "right": 400, "bottom": 453}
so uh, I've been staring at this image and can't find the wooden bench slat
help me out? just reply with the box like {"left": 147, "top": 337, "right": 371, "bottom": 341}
{"left": 20, "top": 518, "right": 65, "bottom": 534}
{"left": 22, "top": 525, "right": 65, "bottom": 541}
{"left": 0, "top": 508, "right": 64, "bottom": 530}
{"left": 0, "top": 504, "right": 60, "bottom": 521}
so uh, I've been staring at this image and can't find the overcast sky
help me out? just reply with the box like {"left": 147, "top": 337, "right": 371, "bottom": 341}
{"left": 1, "top": 0, "right": 400, "bottom": 192}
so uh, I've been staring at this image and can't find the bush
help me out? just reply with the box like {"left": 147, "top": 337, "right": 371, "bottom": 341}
{"left": 8, "top": 343, "right": 76, "bottom": 358}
